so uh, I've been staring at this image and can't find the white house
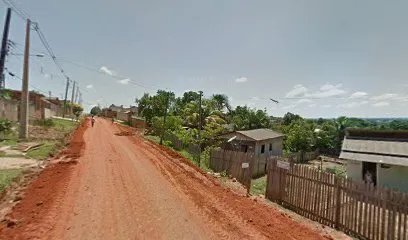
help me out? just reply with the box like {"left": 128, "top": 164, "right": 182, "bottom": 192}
{"left": 340, "top": 129, "right": 408, "bottom": 192}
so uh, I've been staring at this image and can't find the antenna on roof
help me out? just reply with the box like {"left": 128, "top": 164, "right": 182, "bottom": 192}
{"left": 227, "top": 136, "right": 237, "bottom": 143}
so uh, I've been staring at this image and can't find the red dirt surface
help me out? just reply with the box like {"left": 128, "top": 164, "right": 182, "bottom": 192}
{"left": 0, "top": 118, "right": 329, "bottom": 239}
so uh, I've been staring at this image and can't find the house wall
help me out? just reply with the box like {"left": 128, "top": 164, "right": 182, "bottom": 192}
{"left": 254, "top": 138, "right": 283, "bottom": 156}
{"left": 377, "top": 164, "right": 408, "bottom": 192}
{"left": 0, "top": 98, "right": 18, "bottom": 121}
{"left": 130, "top": 118, "right": 146, "bottom": 129}
{"left": 346, "top": 160, "right": 363, "bottom": 182}
{"left": 117, "top": 112, "right": 130, "bottom": 122}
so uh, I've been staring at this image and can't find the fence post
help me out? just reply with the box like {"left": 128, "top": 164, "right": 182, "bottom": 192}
{"left": 334, "top": 176, "right": 342, "bottom": 229}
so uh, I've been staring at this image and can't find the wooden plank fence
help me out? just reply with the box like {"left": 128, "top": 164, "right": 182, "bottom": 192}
{"left": 209, "top": 149, "right": 277, "bottom": 180}
{"left": 266, "top": 159, "right": 408, "bottom": 239}
{"left": 163, "top": 133, "right": 200, "bottom": 156}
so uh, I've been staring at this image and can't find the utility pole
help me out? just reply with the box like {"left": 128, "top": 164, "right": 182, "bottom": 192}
{"left": 0, "top": 8, "right": 12, "bottom": 89}
{"left": 19, "top": 19, "right": 30, "bottom": 139}
{"left": 48, "top": 91, "right": 51, "bottom": 98}
{"left": 160, "top": 92, "right": 170, "bottom": 145}
{"left": 74, "top": 86, "right": 79, "bottom": 104}
{"left": 198, "top": 90, "right": 203, "bottom": 167}
{"left": 71, "top": 81, "right": 76, "bottom": 104}
{"left": 62, "top": 78, "right": 70, "bottom": 118}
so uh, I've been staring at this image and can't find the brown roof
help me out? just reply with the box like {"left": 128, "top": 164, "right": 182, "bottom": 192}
{"left": 236, "top": 128, "right": 285, "bottom": 141}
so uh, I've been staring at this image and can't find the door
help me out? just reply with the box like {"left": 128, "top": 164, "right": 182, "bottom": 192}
{"left": 362, "top": 162, "right": 377, "bottom": 186}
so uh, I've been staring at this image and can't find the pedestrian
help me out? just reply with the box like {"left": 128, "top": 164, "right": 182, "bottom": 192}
{"left": 91, "top": 115, "right": 95, "bottom": 127}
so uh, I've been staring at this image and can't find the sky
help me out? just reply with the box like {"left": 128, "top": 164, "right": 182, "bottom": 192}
{"left": 1, "top": 0, "right": 408, "bottom": 118}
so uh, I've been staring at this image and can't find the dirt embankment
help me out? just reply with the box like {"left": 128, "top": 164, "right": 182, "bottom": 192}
{"left": 0, "top": 120, "right": 87, "bottom": 239}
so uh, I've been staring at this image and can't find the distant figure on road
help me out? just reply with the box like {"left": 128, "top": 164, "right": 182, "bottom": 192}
{"left": 91, "top": 115, "right": 95, "bottom": 127}
{"left": 112, "top": 117, "right": 115, "bottom": 124}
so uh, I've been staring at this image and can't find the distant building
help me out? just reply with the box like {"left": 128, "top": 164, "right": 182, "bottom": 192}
{"left": 340, "top": 129, "right": 408, "bottom": 192}
{"left": 219, "top": 128, "right": 285, "bottom": 156}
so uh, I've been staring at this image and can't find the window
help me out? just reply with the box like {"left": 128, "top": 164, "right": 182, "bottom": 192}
{"left": 261, "top": 144, "right": 265, "bottom": 154}
{"left": 269, "top": 143, "right": 273, "bottom": 152}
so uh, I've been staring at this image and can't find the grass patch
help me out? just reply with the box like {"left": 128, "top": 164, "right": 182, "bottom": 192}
{"left": 250, "top": 176, "right": 267, "bottom": 196}
{"left": 0, "top": 139, "right": 18, "bottom": 147}
{"left": 26, "top": 141, "right": 57, "bottom": 160}
{"left": 52, "top": 118, "right": 77, "bottom": 132}
{"left": 145, "top": 135, "right": 160, "bottom": 144}
{"left": 0, "top": 169, "right": 21, "bottom": 192}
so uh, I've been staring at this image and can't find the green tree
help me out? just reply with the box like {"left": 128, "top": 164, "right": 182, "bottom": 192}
{"left": 284, "top": 120, "right": 315, "bottom": 153}
{"left": 231, "top": 106, "right": 270, "bottom": 130}
{"left": 283, "top": 112, "right": 302, "bottom": 125}
{"left": 72, "top": 104, "right": 84, "bottom": 118}
{"left": 90, "top": 106, "right": 102, "bottom": 116}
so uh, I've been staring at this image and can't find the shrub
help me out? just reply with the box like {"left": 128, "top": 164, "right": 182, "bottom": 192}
{"left": 0, "top": 120, "right": 12, "bottom": 134}
{"left": 34, "top": 118, "right": 55, "bottom": 127}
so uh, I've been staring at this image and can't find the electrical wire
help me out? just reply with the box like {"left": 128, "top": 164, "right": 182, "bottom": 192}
{"left": 5, "top": 69, "right": 50, "bottom": 96}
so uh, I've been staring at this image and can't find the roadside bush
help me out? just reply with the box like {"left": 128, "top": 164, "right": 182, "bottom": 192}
{"left": 163, "top": 140, "right": 174, "bottom": 148}
{"left": 325, "top": 166, "right": 346, "bottom": 177}
{"left": 0, "top": 120, "right": 11, "bottom": 134}
{"left": 34, "top": 118, "right": 55, "bottom": 127}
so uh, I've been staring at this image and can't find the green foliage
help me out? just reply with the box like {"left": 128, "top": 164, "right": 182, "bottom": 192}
{"left": 231, "top": 106, "right": 270, "bottom": 130}
{"left": 26, "top": 141, "right": 57, "bottom": 160}
{"left": 284, "top": 120, "right": 315, "bottom": 152}
{"left": 0, "top": 120, "right": 12, "bottom": 134}
{"left": 151, "top": 116, "right": 182, "bottom": 136}
{"left": 283, "top": 112, "right": 302, "bottom": 125}
{"left": 325, "top": 166, "right": 346, "bottom": 177}
{"left": 34, "top": 118, "right": 55, "bottom": 127}
{"left": 250, "top": 176, "right": 267, "bottom": 196}
{"left": 72, "top": 104, "right": 84, "bottom": 117}
{"left": 90, "top": 106, "right": 102, "bottom": 116}
{"left": 0, "top": 169, "right": 21, "bottom": 192}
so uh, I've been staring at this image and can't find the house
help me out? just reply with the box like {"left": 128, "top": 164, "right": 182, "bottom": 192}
{"left": 106, "top": 104, "right": 139, "bottom": 119}
{"left": 0, "top": 97, "right": 18, "bottom": 121}
{"left": 117, "top": 111, "right": 131, "bottom": 122}
{"left": 340, "top": 129, "right": 408, "bottom": 192}
{"left": 129, "top": 116, "right": 146, "bottom": 129}
{"left": 219, "top": 128, "right": 285, "bottom": 156}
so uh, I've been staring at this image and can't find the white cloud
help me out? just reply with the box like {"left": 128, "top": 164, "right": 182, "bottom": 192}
{"left": 296, "top": 98, "right": 312, "bottom": 104}
{"left": 310, "top": 84, "right": 346, "bottom": 98}
{"left": 372, "top": 101, "right": 390, "bottom": 107}
{"left": 97, "top": 98, "right": 103, "bottom": 103}
{"left": 251, "top": 96, "right": 260, "bottom": 101}
{"left": 86, "top": 84, "right": 93, "bottom": 89}
{"left": 285, "top": 83, "right": 346, "bottom": 99}
{"left": 322, "top": 104, "right": 332, "bottom": 108}
{"left": 117, "top": 78, "right": 130, "bottom": 85}
{"left": 349, "top": 91, "right": 368, "bottom": 99}
{"left": 235, "top": 77, "right": 248, "bottom": 83}
{"left": 308, "top": 104, "right": 316, "bottom": 108}
{"left": 285, "top": 84, "right": 308, "bottom": 98}
{"left": 281, "top": 104, "right": 296, "bottom": 110}
{"left": 100, "top": 66, "right": 114, "bottom": 76}
{"left": 370, "top": 93, "right": 398, "bottom": 101}
{"left": 339, "top": 101, "right": 368, "bottom": 109}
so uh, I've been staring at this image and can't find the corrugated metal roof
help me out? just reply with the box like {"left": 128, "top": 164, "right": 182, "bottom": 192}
{"left": 340, "top": 138, "right": 408, "bottom": 166}
{"left": 342, "top": 139, "right": 408, "bottom": 156}
{"left": 340, "top": 152, "right": 408, "bottom": 167}
{"left": 236, "top": 129, "right": 285, "bottom": 141}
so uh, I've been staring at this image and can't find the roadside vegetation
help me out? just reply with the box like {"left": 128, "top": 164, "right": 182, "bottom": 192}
{"left": 0, "top": 118, "right": 79, "bottom": 192}
{"left": 0, "top": 169, "right": 21, "bottom": 192}
{"left": 136, "top": 90, "right": 408, "bottom": 173}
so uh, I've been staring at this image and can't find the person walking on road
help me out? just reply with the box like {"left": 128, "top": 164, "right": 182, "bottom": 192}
{"left": 91, "top": 115, "right": 95, "bottom": 127}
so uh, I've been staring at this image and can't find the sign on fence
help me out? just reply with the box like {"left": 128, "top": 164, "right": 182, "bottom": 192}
{"left": 241, "top": 162, "right": 249, "bottom": 168}
{"left": 277, "top": 160, "right": 290, "bottom": 170}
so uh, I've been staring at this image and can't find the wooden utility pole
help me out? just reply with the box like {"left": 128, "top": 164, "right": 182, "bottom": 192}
{"left": 19, "top": 19, "right": 30, "bottom": 139}
{"left": 160, "top": 92, "right": 170, "bottom": 145}
{"left": 62, "top": 78, "right": 70, "bottom": 118}
{"left": 0, "top": 8, "right": 12, "bottom": 89}
{"left": 198, "top": 90, "right": 203, "bottom": 167}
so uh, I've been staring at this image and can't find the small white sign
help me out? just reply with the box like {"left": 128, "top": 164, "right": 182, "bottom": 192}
{"left": 277, "top": 160, "right": 290, "bottom": 170}
{"left": 241, "top": 162, "right": 249, "bottom": 168}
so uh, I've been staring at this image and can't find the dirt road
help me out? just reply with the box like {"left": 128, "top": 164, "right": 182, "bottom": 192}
{"left": 1, "top": 119, "right": 328, "bottom": 239}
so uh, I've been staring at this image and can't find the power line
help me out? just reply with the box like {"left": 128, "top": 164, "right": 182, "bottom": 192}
{"left": 5, "top": 69, "right": 49, "bottom": 95}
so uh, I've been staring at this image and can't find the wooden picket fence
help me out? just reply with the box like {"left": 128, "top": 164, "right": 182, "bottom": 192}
{"left": 209, "top": 150, "right": 254, "bottom": 187}
{"left": 266, "top": 159, "right": 408, "bottom": 240}
{"left": 163, "top": 133, "right": 200, "bottom": 156}
{"left": 209, "top": 149, "right": 275, "bottom": 181}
